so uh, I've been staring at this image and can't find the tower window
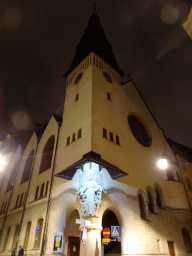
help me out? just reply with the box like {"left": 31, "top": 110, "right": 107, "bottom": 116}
{"left": 109, "top": 132, "right": 114, "bottom": 142}
{"left": 40, "top": 183, "right": 45, "bottom": 198}
{"left": 45, "top": 181, "right": 49, "bottom": 197}
{"left": 66, "top": 136, "right": 70, "bottom": 146}
{"left": 116, "top": 135, "right": 120, "bottom": 145}
{"left": 78, "top": 129, "right": 82, "bottom": 139}
{"left": 72, "top": 133, "right": 76, "bottom": 142}
{"left": 107, "top": 92, "right": 111, "bottom": 101}
{"left": 103, "top": 128, "right": 107, "bottom": 139}
{"left": 35, "top": 186, "right": 39, "bottom": 200}
{"left": 75, "top": 94, "right": 79, "bottom": 102}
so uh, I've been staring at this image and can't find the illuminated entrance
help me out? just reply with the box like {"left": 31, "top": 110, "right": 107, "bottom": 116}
{"left": 102, "top": 210, "right": 121, "bottom": 255}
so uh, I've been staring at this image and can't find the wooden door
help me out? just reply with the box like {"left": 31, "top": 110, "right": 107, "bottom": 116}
{"left": 67, "top": 236, "right": 80, "bottom": 256}
{"left": 167, "top": 241, "right": 175, "bottom": 256}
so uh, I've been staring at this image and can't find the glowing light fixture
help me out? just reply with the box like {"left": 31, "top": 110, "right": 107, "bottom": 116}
{"left": 157, "top": 158, "right": 168, "bottom": 170}
{"left": 0, "top": 155, "right": 5, "bottom": 169}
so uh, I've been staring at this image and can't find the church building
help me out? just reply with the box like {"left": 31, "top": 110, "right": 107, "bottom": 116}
{"left": 0, "top": 7, "right": 192, "bottom": 256}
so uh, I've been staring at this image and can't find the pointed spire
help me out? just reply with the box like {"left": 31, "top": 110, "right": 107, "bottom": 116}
{"left": 93, "top": 2, "right": 97, "bottom": 15}
{"left": 64, "top": 7, "right": 123, "bottom": 77}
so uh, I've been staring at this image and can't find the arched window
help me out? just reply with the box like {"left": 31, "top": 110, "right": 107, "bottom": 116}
{"left": 23, "top": 221, "right": 31, "bottom": 249}
{"left": 21, "top": 150, "right": 34, "bottom": 184}
{"left": 34, "top": 218, "right": 43, "bottom": 248}
{"left": 147, "top": 191, "right": 155, "bottom": 214}
{"left": 6, "top": 161, "right": 20, "bottom": 192}
{"left": 182, "top": 228, "right": 192, "bottom": 253}
{"left": 12, "top": 224, "right": 20, "bottom": 249}
{"left": 139, "top": 194, "right": 146, "bottom": 219}
{"left": 3, "top": 227, "right": 11, "bottom": 251}
{"left": 138, "top": 190, "right": 149, "bottom": 220}
{"left": 39, "top": 136, "right": 55, "bottom": 174}
{"left": 154, "top": 184, "right": 165, "bottom": 208}
{"left": 166, "top": 170, "right": 174, "bottom": 181}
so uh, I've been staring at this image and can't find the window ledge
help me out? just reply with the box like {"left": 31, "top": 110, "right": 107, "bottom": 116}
{"left": 29, "top": 196, "right": 47, "bottom": 204}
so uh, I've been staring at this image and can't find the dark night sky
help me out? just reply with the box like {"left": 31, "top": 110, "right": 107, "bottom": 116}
{"left": 0, "top": 0, "right": 192, "bottom": 148}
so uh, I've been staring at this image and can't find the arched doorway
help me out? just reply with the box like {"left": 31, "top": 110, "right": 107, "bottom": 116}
{"left": 65, "top": 209, "right": 81, "bottom": 256}
{"left": 102, "top": 210, "right": 121, "bottom": 255}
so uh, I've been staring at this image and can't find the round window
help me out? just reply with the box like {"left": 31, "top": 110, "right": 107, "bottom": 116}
{"left": 103, "top": 71, "right": 112, "bottom": 83}
{"left": 75, "top": 73, "right": 83, "bottom": 84}
{"left": 128, "top": 114, "right": 152, "bottom": 147}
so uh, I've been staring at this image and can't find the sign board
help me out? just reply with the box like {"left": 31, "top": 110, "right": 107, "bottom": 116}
{"left": 34, "top": 237, "right": 38, "bottom": 241}
{"left": 103, "top": 227, "right": 110, "bottom": 238}
{"left": 111, "top": 226, "right": 120, "bottom": 238}
{"left": 102, "top": 238, "right": 110, "bottom": 243}
{"left": 85, "top": 220, "right": 91, "bottom": 226}
{"left": 82, "top": 229, "right": 87, "bottom": 241}
{"left": 53, "top": 232, "right": 63, "bottom": 252}
{"left": 76, "top": 219, "right": 91, "bottom": 226}
{"left": 76, "top": 219, "right": 84, "bottom": 225}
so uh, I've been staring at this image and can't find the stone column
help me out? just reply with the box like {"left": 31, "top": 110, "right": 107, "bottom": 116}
{"left": 79, "top": 218, "right": 102, "bottom": 256}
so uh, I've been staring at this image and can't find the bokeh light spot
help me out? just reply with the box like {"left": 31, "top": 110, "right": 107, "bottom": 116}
{"left": 160, "top": 5, "right": 179, "bottom": 25}
{"left": 0, "top": 8, "right": 21, "bottom": 29}
{"left": 11, "top": 110, "right": 31, "bottom": 130}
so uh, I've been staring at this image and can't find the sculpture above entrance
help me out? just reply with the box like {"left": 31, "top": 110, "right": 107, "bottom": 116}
{"left": 78, "top": 162, "right": 103, "bottom": 217}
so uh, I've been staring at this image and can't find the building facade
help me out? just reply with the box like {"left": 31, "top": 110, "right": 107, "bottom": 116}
{"left": 0, "top": 9, "right": 192, "bottom": 256}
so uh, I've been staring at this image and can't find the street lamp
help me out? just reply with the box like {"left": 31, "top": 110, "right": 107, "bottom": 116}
{"left": 157, "top": 158, "right": 168, "bottom": 170}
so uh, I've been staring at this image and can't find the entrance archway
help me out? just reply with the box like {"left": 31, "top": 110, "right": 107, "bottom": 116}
{"left": 102, "top": 210, "right": 121, "bottom": 255}
{"left": 65, "top": 209, "right": 81, "bottom": 256}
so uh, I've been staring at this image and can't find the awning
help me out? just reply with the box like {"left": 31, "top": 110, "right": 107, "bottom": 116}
{"left": 55, "top": 151, "right": 128, "bottom": 180}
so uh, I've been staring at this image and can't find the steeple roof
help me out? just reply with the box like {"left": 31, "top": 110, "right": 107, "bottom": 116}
{"left": 64, "top": 8, "right": 123, "bottom": 77}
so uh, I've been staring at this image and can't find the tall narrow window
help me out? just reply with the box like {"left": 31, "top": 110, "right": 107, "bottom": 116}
{"left": 34, "top": 219, "right": 43, "bottom": 248}
{"left": 109, "top": 132, "right": 114, "bottom": 142}
{"left": 147, "top": 191, "right": 154, "bottom": 213}
{"left": 21, "top": 150, "right": 34, "bottom": 184}
{"left": 66, "top": 136, "right": 70, "bottom": 146}
{"left": 35, "top": 186, "right": 39, "bottom": 200}
{"left": 116, "top": 135, "right": 120, "bottom": 145}
{"left": 138, "top": 194, "right": 146, "bottom": 219}
{"left": 39, "top": 136, "right": 55, "bottom": 174}
{"left": 77, "top": 129, "right": 82, "bottom": 139}
{"left": 1, "top": 203, "right": 4, "bottom": 213}
{"left": 103, "top": 128, "right": 107, "bottom": 139}
{"left": 176, "top": 171, "right": 181, "bottom": 182}
{"left": 12, "top": 224, "right": 20, "bottom": 249}
{"left": 186, "top": 177, "right": 192, "bottom": 189}
{"left": 44, "top": 181, "right": 49, "bottom": 197}
{"left": 6, "top": 161, "right": 20, "bottom": 192}
{"left": 72, "top": 133, "right": 76, "bottom": 142}
{"left": 166, "top": 170, "right": 174, "bottom": 181}
{"left": 182, "top": 228, "right": 192, "bottom": 253}
{"left": 3, "top": 201, "right": 7, "bottom": 213}
{"left": 3, "top": 227, "right": 11, "bottom": 251}
{"left": 23, "top": 221, "right": 31, "bottom": 249}
{"left": 107, "top": 92, "right": 111, "bottom": 100}
{"left": 75, "top": 94, "right": 79, "bottom": 102}
{"left": 155, "top": 185, "right": 164, "bottom": 208}
{"left": 15, "top": 195, "right": 20, "bottom": 208}
{"left": 40, "top": 183, "right": 45, "bottom": 198}
{"left": 19, "top": 193, "right": 24, "bottom": 207}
